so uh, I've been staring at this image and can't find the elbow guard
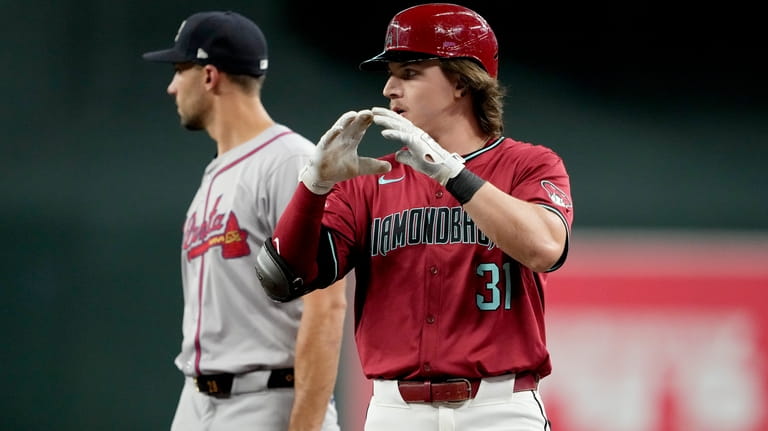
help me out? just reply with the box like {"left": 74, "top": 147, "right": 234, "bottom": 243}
{"left": 254, "top": 238, "right": 318, "bottom": 302}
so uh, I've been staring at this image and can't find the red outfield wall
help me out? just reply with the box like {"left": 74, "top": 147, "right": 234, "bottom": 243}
{"left": 339, "top": 230, "right": 768, "bottom": 431}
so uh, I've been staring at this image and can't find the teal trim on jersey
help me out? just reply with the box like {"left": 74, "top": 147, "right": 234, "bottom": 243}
{"left": 463, "top": 137, "right": 504, "bottom": 161}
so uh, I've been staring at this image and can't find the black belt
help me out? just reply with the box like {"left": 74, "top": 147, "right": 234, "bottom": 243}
{"left": 194, "top": 368, "right": 294, "bottom": 397}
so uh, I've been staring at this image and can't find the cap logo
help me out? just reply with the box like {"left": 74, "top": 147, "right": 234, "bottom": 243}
{"left": 196, "top": 48, "right": 209, "bottom": 59}
{"left": 260, "top": 59, "right": 269, "bottom": 71}
{"left": 174, "top": 20, "right": 186, "bottom": 42}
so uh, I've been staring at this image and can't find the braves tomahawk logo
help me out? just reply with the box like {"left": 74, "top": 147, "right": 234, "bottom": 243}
{"left": 183, "top": 197, "right": 250, "bottom": 261}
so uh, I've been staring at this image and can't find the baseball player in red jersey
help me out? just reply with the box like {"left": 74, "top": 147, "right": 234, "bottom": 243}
{"left": 255, "top": 3, "right": 573, "bottom": 430}
{"left": 142, "top": 11, "right": 345, "bottom": 431}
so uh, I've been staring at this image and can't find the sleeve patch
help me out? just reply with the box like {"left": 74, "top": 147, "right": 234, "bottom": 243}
{"left": 541, "top": 180, "right": 572, "bottom": 208}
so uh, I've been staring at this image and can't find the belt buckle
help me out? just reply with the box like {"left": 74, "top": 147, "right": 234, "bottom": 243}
{"left": 193, "top": 376, "right": 201, "bottom": 392}
{"left": 194, "top": 375, "right": 231, "bottom": 398}
{"left": 445, "top": 378, "right": 472, "bottom": 403}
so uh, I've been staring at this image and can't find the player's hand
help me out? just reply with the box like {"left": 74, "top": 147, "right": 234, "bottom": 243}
{"left": 300, "top": 109, "right": 392, "bottom": 194}
{"left": 371, "top": 107, "right": 465, "bottom": 186}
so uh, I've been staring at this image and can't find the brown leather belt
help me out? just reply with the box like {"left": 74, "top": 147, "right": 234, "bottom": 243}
{"left": 397, "top": 371, "right": 539, "bottom": 403}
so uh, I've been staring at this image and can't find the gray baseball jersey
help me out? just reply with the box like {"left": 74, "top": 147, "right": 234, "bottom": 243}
{"left": 177, "top": 124, "right": 312, "bottom": 376}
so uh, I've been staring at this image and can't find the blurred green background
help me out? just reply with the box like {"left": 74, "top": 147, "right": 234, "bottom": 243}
{"left": 1, "top": 1, "right": 765, "bottom": 430}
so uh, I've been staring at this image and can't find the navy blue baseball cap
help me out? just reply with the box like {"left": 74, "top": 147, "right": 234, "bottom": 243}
{"left": 142, "top": 11, "right": 268, "bottom": 77}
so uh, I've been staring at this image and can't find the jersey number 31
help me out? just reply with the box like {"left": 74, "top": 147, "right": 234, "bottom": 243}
{"left": 476, "top": 262, "right": 516, "bottom": 311}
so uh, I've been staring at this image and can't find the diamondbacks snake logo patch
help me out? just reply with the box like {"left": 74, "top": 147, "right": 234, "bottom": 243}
{"left": 541, "top": 180, "right": 572, "bottom": 208}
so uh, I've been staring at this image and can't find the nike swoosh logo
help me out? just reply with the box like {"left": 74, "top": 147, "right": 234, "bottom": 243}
{"left": 378, "top": 175, "right": 405, "bottom": 185}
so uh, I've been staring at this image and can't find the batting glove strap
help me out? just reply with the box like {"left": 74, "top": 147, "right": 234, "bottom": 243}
{"left": 446, "top": 168, "right": 486, "bottom": 205}
{"left": 299, "top": 162, "right": 334, "bottom": 195}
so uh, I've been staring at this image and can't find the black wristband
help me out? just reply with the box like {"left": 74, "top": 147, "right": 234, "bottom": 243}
{"left": 445, "top": 169, "right": 486, "bottom": 204}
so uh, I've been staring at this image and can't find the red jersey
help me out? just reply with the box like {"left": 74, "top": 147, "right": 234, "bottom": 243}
{"left": 322, "top": 137, "right": 574, "bottom": 380}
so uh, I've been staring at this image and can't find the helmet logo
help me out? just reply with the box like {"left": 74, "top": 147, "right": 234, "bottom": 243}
{"left": 386, "top": 19, "right": 408, "bottom": 49}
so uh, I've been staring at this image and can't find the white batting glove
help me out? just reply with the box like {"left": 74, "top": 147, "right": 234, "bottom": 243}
{"left": 300, "top": 109, "right": 392, "bottom": 194}
{"left": 371, "top": 107, "right": 465, "bottom": 186}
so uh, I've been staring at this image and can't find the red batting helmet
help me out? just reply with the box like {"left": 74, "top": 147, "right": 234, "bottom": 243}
{"left": 359, "top": 3, "right": 499, "bottom": 78}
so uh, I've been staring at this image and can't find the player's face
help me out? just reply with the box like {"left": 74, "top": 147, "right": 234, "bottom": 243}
{"left": 167, "top": 63, "right": 211, "bottom": 131}
{"left": 383, "top": 60, "right": 461, "bottom": 137}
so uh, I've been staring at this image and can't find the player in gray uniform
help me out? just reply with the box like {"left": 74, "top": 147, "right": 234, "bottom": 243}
{"left": 142, "top": 11, "right": 345, "bottom": 431}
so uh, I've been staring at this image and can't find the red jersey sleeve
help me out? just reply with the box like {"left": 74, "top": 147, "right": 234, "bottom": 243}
{"left": 470, "top": 139, "right": 574, "bottom": 271}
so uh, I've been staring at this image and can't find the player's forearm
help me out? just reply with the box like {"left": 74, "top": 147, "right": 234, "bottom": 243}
{"left": 463, "top": 182, "right": 566, "bottom": 272}
{"left": 289, "top": 280, "right": 347, "bottom": 431}
{"left": 273, "top": 183, "right": 328, "bottom": 280}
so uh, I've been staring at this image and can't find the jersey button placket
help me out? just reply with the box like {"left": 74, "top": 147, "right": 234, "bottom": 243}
{"left": 422, "top": 263, "right": 440, "bottom": 376}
